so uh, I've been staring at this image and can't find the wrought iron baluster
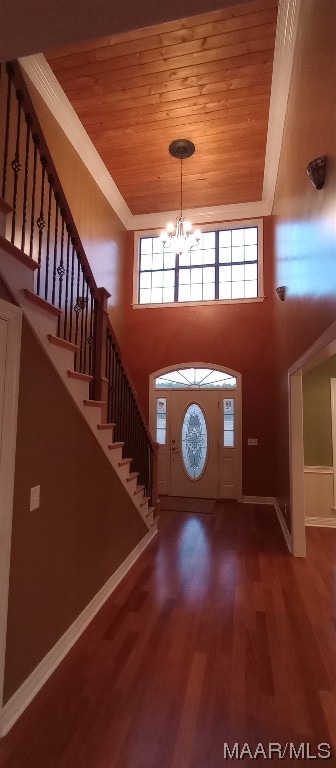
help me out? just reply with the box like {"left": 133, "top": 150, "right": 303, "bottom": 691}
{"left": 44, "top": 180, "right": 53, "bottom": 301}
{"left": 21, "top": 115, "right": 32, "bottom": 252}
{"left": 69, "top": 242, "right": 75, "bottom": 343}
{"left": 29, "top": 136, "right": 38, "bottom": 259}
{"left": 36, "top": 157, "right": 46, "bottom": 295}
{"left": 2, "top": 66, "right": 12, "bottom": 200}
{"left": 63, "top": 227, "right": 71, "bottom": 341}
{"left": 74, "top": 256, "right": 81, "bottom": 370}
{"left": 83, "top": 281, "right": 89, "bottom": 374}
{"left": 88, "top": 292, "right": 94, "bottom": 379}
{"left": 57, "top": 213, "right": 66, "bottom": 335}
{"left": 51, "top": 195, "right": 59, "bottom": 306}
{"left": 79, "top": 265, "right": 86, "bottom": 373}
{"left": 10, "top": 91, "right": 23, "bottom": 244}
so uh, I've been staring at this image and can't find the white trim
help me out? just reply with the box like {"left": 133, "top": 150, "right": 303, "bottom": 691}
{"left": 243, "top": 496, "right": 292, "bottom": 553}
{"left": 0, "top": 301, "right": 22, "bottom": 737}
{"left": 18, "top": 1, "right": 300, "bottom": 229}
{"left": 289, "top": 321, "right": 336, "bottom": 558}
{"left": 304, "top": 466, "right": 333, "bottom": 474}
{"left": 0, "top": 526, "right": 158, "bottom": 737}
{"left": 19, "top": 55, "right": 133, "bottom": 230}
{"left": 133, "top": 218, "right": 264, "bottom": 307}
{"left": 306, "top": 517, "right": 336, "bottom": 528}
{"left": 263, "top": 0, "right": 301, "bottom": 211}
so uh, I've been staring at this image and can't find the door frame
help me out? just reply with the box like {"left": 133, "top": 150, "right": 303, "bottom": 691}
{"left": 149, "top": 362, "right": 242, "bottom": 501}
{"left": 289, "top": 320, "right": 336, "bottom": 557}
{"left": 0, "top": 299, "right": 22, "bottom": 735}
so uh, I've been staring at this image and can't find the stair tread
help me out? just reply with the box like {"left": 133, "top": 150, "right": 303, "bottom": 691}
{"left": 146, "top": 506, "right": 156, "bottom": 517}
{"left": 140, "top": 496, "right": 150, "bottom": 507}
{"left": 108, "top": 442, "right": 125, "bottom": 450}
{"left": 83, "top": 399, "right": 105, "bottom": 407}
{"left": 67, "top": 369, "right": 93, "bottom": 383}
{"left": 151, "top": 516, "right": 160, "bottom": 527}
{"left": 48, "top": 334, "right": 79, "bottom": 353}
{"left": 23, "top": 288, "right": 61, "bottom": 316}
{"left": 0, "top": 234, "right": 38, "bottom": 271}
{"left": 97, "top": 423, "right": 116, "bottom": 430}
{"left": 118, "top": 458, "right": 132, "bottom": 467}
{"left": 126, "top": 472, "right": 139, "bottom": 482}
{"left": 134, "top": 484, "right": 145, "bottom": 495}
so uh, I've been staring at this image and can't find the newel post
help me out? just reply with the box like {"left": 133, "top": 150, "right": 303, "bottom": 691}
{"left": 152, "top": 442, "right": 160, "bottom": 516}
{"left": 93, "top": 287, "right": 111, "bottom": 421}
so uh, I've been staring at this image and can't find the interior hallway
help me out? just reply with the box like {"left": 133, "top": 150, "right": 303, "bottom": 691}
{"left": 0, "top": 502, "right": 336, "bottom": 767}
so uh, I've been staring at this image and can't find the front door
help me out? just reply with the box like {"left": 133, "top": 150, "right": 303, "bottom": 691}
{"left": 170, "top": 389, "right": 219, "bottom": 498}
{"left": 153, "top": 382, "right": 241, "bottom": 500}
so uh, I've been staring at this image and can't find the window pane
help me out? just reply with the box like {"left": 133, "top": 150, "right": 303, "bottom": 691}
{"left": 152, "top": 270, "right": 164, "bottom": 288}
{"left": 245, "top": 263, "right": 257, "bottom": 281}
{"left": 140, "top": 272, "right": 151, "bottom": 290}
{"left": 220, "top": 265, "right": 231, "bottom": 282}
{"left": 163, "top": 270, "right": 175, "bottom": 287}
{"left": 223, "top": 398, "right": 234, "bottom": 447}
{"left": 219, "top": 282, "right": 231, "bottom": 299}
{"left": 190, "top": 267, "right": 202, "bottom": 284}
{"left": 140, "top": 238, "right": 152, "bottom": 254}
{"left": 219, "top": 247, "right": 231, "bottom": 263}
{"left": 232, "top": 246, "right": 244, "bottom": 262}
{"left": 203, "top": 267, "right": 215, "bottom": 283}
{"left": 152, "top": 253, "right": 163, "bottom": 270}
{"left": 244, "top": 227, "right": 257, "bottom": 245}
{"left": 139, "top": 288, "right": 151, "bottom": 304}
{"left": 140, "top": 252, "right": 152, "bottom": 271}
{"left": 153, "top": 238, "right": 163, "bottom": 254}
{"left": 232, "top": 228, "right": 244, "bottom": 246}
{"left": 244, "top": 244, "right": 257, "bottom": 261}
{"left": 190, "top": 283, "right": 202, "bottom": 301}
{"left": 179, "top": 269, "right": 190, "bottom": 285}
{"left": 245, "top": 280, "right": 258, "bottom": 298}
{"left": 203, "top": 231, "right": 216, "bottom": 248}
{"left": 164, "top": 252, "right": 176, "bottom": 269}
{"left": 219, "top": 230, "right": 231, "bottom": 247}
{"left": 232, "top": 265, "right": 244, "bottom": 282}
{"left": 232, "top": 281, "right": 244, "bottom": 299}
{"left": 179, "top": 284, "right": 191, "bottom": 302}
{"left": 179, "top": 252, "right": 190, "bottom": 267}
{"left": 202, "top": 249, "right": 215, "bottom": 264}
{"left": 203, "top": 282, "right": 215, "bottom": 300}
{"left": 151, "top": 287, "right": 163, "bottom": 303}
{"left": 224, "top": 431, "right": 234, "bottom": 448}
{"left": 190, "top": 250, "right": 203, "bottom": 266}
{"left": 162, "top": 286, "right": 175, "bottom": 303}
{"left": 157, "top": 429, "right": 166, "bottom": 445}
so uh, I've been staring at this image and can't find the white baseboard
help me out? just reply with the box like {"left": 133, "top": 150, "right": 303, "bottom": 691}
{"left": 242, "top": 495, "right": 275, "bottom": 505}
{"left": 272, "top": 498, "right": 292, "bottom": 552}
{"left": 306, "top": 516, "right": 336, "bottom": 528}
{"left": 243, "top": 495, "right": 292, "bottom": 553}
{"left": 0, "top": 527, "right": 157, "bottom": 737}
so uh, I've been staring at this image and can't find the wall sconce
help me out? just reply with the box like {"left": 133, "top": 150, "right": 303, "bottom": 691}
{"left": 276, "top": 286, "right": 286, "bottom": 301}
{"left": 306, "top": 156, "right": 326, "bottom": 189}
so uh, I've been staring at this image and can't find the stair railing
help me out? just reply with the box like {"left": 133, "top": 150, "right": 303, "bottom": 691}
{"left": 0, "top": 60, "right": 156, "bottom": 505}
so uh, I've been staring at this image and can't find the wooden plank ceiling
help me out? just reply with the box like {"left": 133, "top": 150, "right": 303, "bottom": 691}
{"left": 45, "top": 0, "right": 278, "bottom": 216}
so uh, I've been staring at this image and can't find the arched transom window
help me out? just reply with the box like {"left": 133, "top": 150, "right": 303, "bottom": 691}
{"left": 155, "top": 368, "right": 237, "bottom": 389}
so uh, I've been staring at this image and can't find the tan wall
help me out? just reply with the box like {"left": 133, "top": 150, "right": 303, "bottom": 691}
{"left": 23, "top": 76, "right": 127, "bottom": 347}
{"left": 303, "top": 356, "right": 336, "bottom": 467}
{"left": 272, "top": 0, "right": 336, "bottom": 529}
{"left": 2, "top": 291, "right": 146, "bottom": 703}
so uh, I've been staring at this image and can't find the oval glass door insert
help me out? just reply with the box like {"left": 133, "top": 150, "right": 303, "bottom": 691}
{"left": 181, "top": 403, "right": 208, "bottom": 480}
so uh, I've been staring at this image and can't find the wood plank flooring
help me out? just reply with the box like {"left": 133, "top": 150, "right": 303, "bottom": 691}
{"left": 1, "top": 501, "right": 336, "bottom": 767}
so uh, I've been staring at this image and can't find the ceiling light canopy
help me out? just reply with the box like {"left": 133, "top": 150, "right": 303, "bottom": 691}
{"left": 160, "top": 139, "right": 201, "bottom": 256}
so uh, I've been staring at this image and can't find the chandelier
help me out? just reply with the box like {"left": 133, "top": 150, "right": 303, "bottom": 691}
{"left": 160, "top": 139, "right": 201, "bottom": 255}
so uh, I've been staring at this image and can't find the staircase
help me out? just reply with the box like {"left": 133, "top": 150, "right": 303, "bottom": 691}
{"left": 0, "top": 60, "right": 159, "bottom": 532}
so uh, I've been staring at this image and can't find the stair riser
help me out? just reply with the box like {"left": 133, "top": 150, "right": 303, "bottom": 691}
{"left": 47, "top": 343, "right": 77, "bottom": 375}
{"left": 82, "top": 404, "right": 105, "bottom": 431}
{"left": 65, "top": 377, "right": 91, "bottom": 403}
{"left": 22, "top": 301, "right": 59, "bottom": 341}
{"left": 0, "top": 245, "right": 35, "bottom": 297}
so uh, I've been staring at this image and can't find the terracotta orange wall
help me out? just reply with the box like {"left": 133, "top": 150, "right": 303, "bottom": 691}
{"left": 272, "top": 0, "right": 336, "bottom": 529}
{"left": 123, "top": 217, "right": 276, "bottom": 497}
{"left": 23, "top": 75, "right": 127, "bottom": 346}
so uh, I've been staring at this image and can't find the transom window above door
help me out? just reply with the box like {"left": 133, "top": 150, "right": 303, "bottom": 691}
{"left": 155, "top": 368, "right": 237, "bottom": 389}
{"left": 135, "top": 220, "right": 263, "bottom": 306}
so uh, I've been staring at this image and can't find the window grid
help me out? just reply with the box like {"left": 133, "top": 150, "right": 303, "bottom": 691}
{"left": 138, "top": 226, "right": 259, "bottom": 304}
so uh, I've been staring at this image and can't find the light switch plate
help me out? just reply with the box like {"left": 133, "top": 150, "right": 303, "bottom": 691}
{"left": 248, "top": 438, "right": 258, "bottom": 446}
{"left": 30, "top": 485, "right": 40, "bottom": 511}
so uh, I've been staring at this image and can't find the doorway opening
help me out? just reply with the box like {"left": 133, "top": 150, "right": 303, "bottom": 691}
{"left": 149, "top": 363, "right": 242, "bottom": 501}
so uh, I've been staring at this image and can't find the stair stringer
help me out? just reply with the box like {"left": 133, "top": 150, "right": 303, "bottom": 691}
{"left": 0, "top": 237, "right": 157, "bottom": 532}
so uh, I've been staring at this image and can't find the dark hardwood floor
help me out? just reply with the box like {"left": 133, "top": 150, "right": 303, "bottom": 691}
{"left": 1, "top": 502, "right": 336, "bottom": 767}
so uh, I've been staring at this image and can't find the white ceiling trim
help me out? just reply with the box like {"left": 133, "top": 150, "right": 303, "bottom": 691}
{"left": 19, "top": 0, "right": 301, "bottom": 230}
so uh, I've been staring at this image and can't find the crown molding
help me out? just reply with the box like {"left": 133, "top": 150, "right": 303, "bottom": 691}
{"left": 19, "top": 1, "right": 301, "bottom": 230}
